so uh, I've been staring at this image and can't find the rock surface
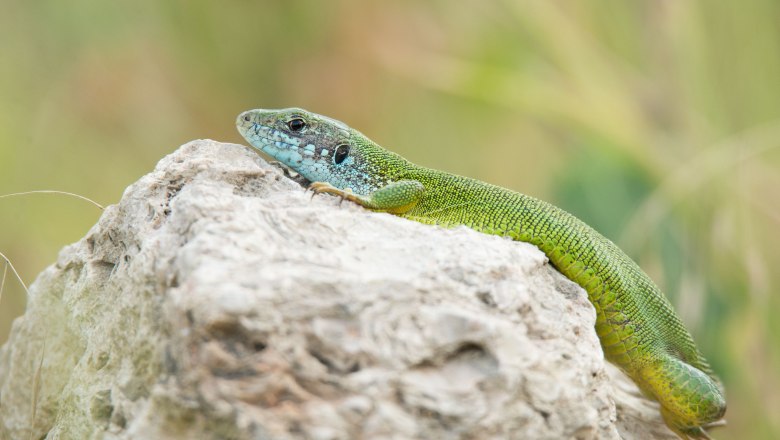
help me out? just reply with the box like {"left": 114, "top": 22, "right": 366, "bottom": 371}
{"left": 0, "top": 140, "right": 676, "bottom": 439}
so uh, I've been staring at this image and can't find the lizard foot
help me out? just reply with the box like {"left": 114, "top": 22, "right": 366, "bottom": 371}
{"left": 307, "top": 182, "right": 358, "bottom": 206}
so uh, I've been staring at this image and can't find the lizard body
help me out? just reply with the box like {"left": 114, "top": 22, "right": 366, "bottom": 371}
{"left": 236, "top": 108, "right": 726, "bottom": 439}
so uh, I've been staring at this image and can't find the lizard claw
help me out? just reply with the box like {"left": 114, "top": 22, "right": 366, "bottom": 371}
{"left": 308, "top": 182, "right": 336, "bottom": 200}
{"left": 307, "top": 182, "right": 356, "bottom": 207}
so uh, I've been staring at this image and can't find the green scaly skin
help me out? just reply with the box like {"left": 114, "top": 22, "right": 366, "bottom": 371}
{"left": 236, "top": 108, "right": 726, "bottom": 439}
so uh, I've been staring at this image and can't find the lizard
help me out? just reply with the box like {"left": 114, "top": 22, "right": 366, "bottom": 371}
{"left": 236, "top": 107, "right": 726, "bottom": 439}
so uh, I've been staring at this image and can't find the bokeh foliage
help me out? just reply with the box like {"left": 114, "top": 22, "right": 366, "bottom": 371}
{"left": 1, "top": 1, "right": 779, "bottom": 438}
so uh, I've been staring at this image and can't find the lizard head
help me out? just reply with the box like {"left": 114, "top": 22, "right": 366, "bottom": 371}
{"left": 237, "top": 108, "right": 406, "bottom": 195}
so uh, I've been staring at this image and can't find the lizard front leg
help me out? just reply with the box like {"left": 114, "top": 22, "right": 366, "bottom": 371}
{"left": 309, "top": 180, "right": 424, "bottom": 215}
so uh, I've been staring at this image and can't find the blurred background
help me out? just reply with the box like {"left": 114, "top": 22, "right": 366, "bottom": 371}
{"left": 1, "top": 1, "right": 778, "bottom": 438}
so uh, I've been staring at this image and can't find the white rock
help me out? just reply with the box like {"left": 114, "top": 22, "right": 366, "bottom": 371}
{"left": 0, "top": 140, "right": 675, "bottom": 439}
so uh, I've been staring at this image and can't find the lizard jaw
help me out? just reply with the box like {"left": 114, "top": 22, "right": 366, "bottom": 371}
{"left": 237, "top": 110, "right": 305, "bottom": 167}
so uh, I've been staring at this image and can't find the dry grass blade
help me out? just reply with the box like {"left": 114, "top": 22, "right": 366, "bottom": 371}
{"left": 28, "top": 337, "right": 46, "bottom": 440}
{"left": 0, "top": 251, "right": 29, "bottom": 296}
{"left": 0, "top": 263, "right": 7, "bottom": 309}
{"left": 0, "top": 190, "right": 104, "bottom": 210}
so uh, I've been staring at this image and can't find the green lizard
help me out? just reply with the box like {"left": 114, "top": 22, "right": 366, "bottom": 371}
{"left": 236, "top": 108, "right": 726, "bottom": 439}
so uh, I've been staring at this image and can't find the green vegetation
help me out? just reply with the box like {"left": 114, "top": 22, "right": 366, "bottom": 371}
{"left": 1, "top": 1, "right": 778, "bottom": 438}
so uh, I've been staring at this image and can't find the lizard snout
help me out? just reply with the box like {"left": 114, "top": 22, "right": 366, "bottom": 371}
{"left": 236, "top": 111, "right": 254, "bottom": 131}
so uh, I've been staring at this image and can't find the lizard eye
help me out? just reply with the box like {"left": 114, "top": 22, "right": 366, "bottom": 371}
{"left": 243, "top": 115, "right": 250, "bottom": 122}
{"left": 334, "top": 144, "right": 350, "bottom": 165}
{"left": 287, "top": 118, "right": 306, "bottom": 132}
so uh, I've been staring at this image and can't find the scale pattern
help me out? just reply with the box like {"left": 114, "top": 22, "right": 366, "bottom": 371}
{"left": 237, "top": 108, "right": 726, "bottom": 438}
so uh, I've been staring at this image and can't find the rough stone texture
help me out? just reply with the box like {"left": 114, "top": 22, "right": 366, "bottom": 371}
{"left": 0, "top": 140, "right": 676, "bottom": 440}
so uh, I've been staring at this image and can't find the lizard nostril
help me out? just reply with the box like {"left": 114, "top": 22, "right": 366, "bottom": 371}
{"left": 243, "top": 115, "right": 250, "bottom": 122}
